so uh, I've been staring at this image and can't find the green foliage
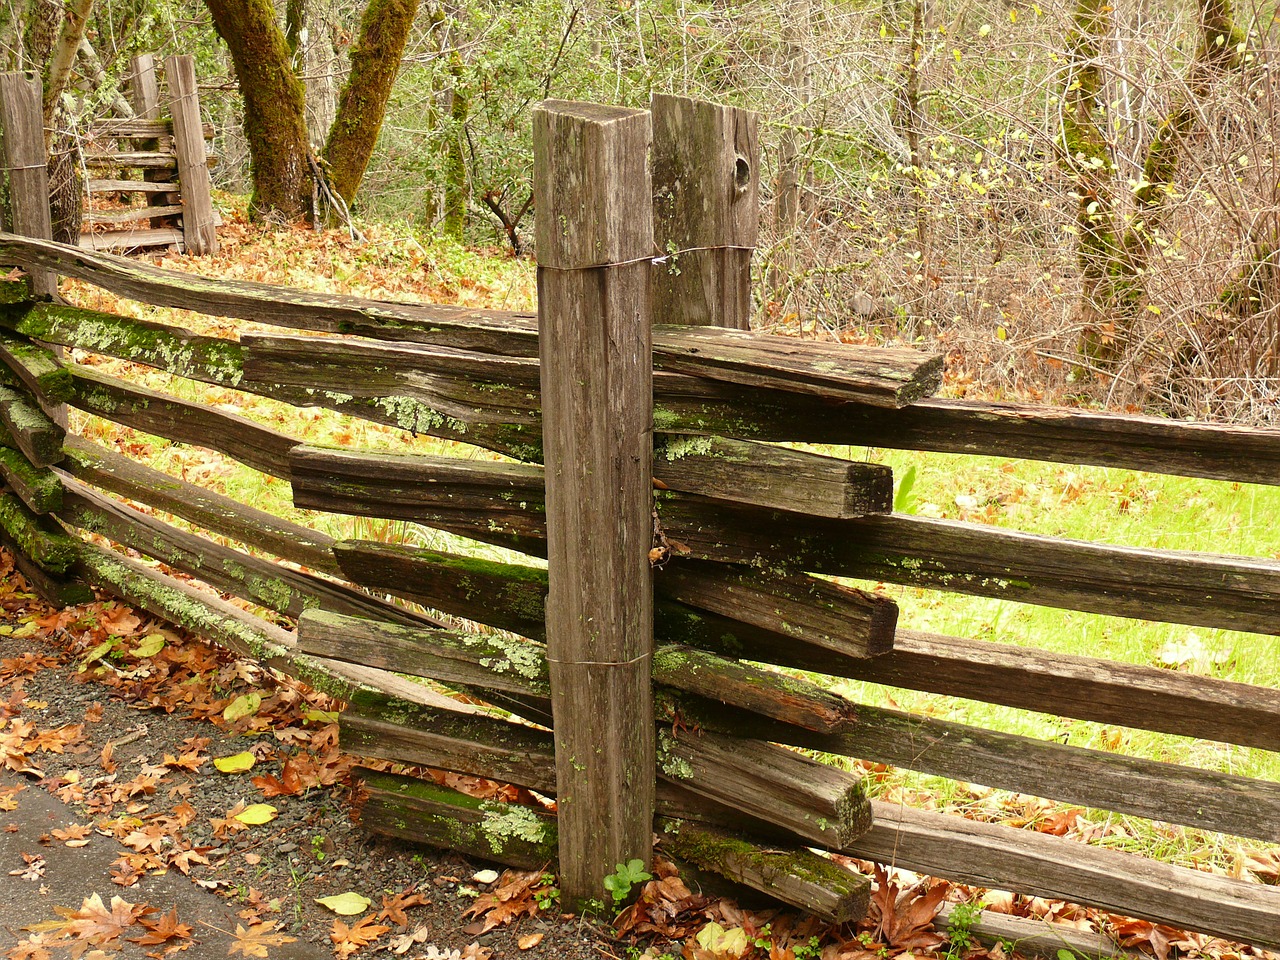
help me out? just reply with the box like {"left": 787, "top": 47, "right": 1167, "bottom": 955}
{"left": 602, "top": 859, "right": 651, "bottom": 905}
{"left": 945, "top": 900, "right": 984, "bottom": 958}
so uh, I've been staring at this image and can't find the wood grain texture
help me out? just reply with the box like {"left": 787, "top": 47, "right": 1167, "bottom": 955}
{"left": 657, "top": 818, "right": 869, "bottom": 924}
{"left": 652, "top": 434, "right": 892, "bottom": 518}
{"left": 68, "top": 364, "right": 296, "bottom": 479}
{"left": 61, "top": 435, "right": 337, "bottom": 573}
{"left": 851, "top": 801, "right": 1280, "bottom": 949}
{"left": 79, "top": 228, "right": 185, "bottom": 252}
{"left": 0, "top": 331, "right": 72, "bottom": 403}
{"left": 356, "top": 768, "right": 559, "bottom": 869}
{"left": 0, "top": 73, "right": 55, "bottom": 297}
{"left": 87, "top": 119, "right": 214, "bottom": 139}
{"left": 292, "top": 446, "right": 1280, "bottom": 637}
{"left": 55, "top": 478, "right": 435, "bottom": 629}
{"left": 0, "top": 384, "right": 65, "bottom": 467}
{"left": 658, "top": 727, "right": 871, "bottom": 848}
{"left": 86, "top": 179, "right": 181, "bottom": 195}
{"left": 164, "top": 55, "right": 218, "bottom": 256}
{"left": 0, "top": 444, "right": 61, "bottom": 513}
{"left": 83, "top": 151, "right": 180, "bottom": 169}
{"left": 83, "top": 205, "right": 185, "bottom": 227}
{"left": 930, "top": 904, "right": 1127, "bottom": 960}
{"left": 650, "top": 94, "right": 759, "bottom": 331}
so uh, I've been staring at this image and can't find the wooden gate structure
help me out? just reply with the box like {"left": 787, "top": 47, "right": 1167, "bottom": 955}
{"left": 0, "top": 81, "right": 1278, "bottom": 952}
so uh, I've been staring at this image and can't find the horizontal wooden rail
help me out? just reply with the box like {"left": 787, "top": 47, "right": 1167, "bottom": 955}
{"left": 344, "top": 689, "right": 1280, "bottom": 948}
{"left": 289, "top": 445, "right": 1280, "bottom": 637}
{"left": 328, "top": 539, "right": 1280, "bottom": 752}
{"left": 67, "top": 365, "right": 296, "bottom": 480}
{"left": 301, "top": 609, "right": 1280, "bottom": 842}
{"left": 87, "top": 118, "right": 214, "bottom": 139}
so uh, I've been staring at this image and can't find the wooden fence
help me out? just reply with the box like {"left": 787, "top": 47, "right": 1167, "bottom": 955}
{"left": 0, "top": 88, "right": 1278, "bottom": 952}
{"left": 79, "top": 54, "right": 218, "bottom": 255}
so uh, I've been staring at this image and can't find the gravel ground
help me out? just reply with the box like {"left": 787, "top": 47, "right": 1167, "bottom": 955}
{"left": 0, "top": 576, "right": 633, "bottom": 960}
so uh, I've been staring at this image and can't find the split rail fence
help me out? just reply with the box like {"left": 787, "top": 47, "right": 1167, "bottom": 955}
{"left": 0, "top": 85, "right": 1278, "bottom": 952}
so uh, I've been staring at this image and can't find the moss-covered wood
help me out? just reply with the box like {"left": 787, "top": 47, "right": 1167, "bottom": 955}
{"left": 343, "top": 689, "right": 558, "bottom": 795}
{"left": 657, "top": 558, "right": 896, "bottom": 658}
{"left": 0, "top": 329, "right": 71, "bottom": 403}
{"left": 299, "top": 609, "right": 549, "bottom": 700}
{"left": 203, "top": 0, "right": 311, "bottom": 219}
{"left": 0, "top": 382, "right": 64, "bottom": 467}
{"left": 658, "top": 818, "right": 868, "bottom": 923}
{"left": 61, "top": 435, "right": 336, "bottom": 574}
{"left": 0, "top": 527, "right": 91, "bottom": 605}
{"left": 6, "top": 303, "right": 246, "bottom": 388}
{"left": 56, "top": 478, "right": 438, "bottom": 629}
{"left": 0, "top": 278, "right": 32, "bottom": 304}
{"left": 321, "top": 0, "right": 420, "bottom": 206}
{"left": 355, "top": 768, "right": 558, "bottom": 869}
{"left": 853, "top": 801, "right": 1280, "bottom": 950}
{"left": 68, "top": 365, "right": 296, "bottom": 480}
{"left": 657, "top": 727, "right": 870, "bottom": 849}
{"left": 0, "top": 444, "right": 60, "bottom": 513}
{"left": 0, "top": 490, "right": 77, "bottom": 573}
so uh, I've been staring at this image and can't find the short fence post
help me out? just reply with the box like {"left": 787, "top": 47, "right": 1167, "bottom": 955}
{"left": 165, "top": 54, "right": 218, "bottom": 256}
{"left": 650, "top": 94, "right": 759, "bottom": 330}
{"left": 0, "top": 72, "right": 56, "bottom": 297}
{"left": 126, "top": 53, "right": 173, "bottom": 230}
{"left": 533, "top": 100, "right": 655, "bottom": 908}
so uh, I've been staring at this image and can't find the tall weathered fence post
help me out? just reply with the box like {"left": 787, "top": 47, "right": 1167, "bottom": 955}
{"left": 165, "top": 55, "right": 218, "bottom": 256}
{"left": 0, "top": 72, "right": 56, "bottom": 297}
{"left": 650, "top": 94, "right": 759, "bottom": 329}
{"left": 533, "top": 100, "right": 655, "bottom": 907}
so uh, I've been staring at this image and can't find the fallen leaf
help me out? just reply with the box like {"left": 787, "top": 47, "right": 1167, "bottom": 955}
{"left": 223, "top": 693, "right": 262, "bottom": 723}
{"left": 517, "top": 933, "right": 544, "bottom": 950}
{"left": 233, "top": 804, "right": 278, "bottom": 826}
{"left": 315, "top": 892, "right": 373, "bottom": 915}
{"left": 228, "top": 921, "right": 297, "bottom": 958}
{"left": 332, "top": 915, "right": 391, "bottom": 957}
{"left": 214, "top": 752, "right": 256, "bottom": 774}
{"left": 128, "top": 906, "right": 192, "bottom": 946}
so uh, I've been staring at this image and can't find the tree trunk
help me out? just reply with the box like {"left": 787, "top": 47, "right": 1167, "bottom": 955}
{"left": 441, "top": 51, "right": 469, "bottom": 238}
{"left": 321, "top": 0, "right": 420, "bottom": 206}
{"left": 204, "top": 0, "right": 312, "bottom": 220}
{"left": 41, "top": 0, "right": 94, "bottom": 137}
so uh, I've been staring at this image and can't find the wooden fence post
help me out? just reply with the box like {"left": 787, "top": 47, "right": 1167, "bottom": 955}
{"left": 650, "top": 94, "right": 759, "bottom": 329}
{"left": 0, "top": 72, "right": 56, "bottom": 298}
{"left": 165, "top": 55, "right": 218, "bottom": 256}
{"left": 127, "top": 53, "right": 171, "bottom": 231}
{"left": 533, "top": 100, "right": 655, "bottom": 908}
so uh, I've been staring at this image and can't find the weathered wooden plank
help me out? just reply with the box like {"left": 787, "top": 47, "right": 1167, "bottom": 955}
{"left": 83, "top": 205, "right": 184, "bottom": 227}
{"left": 535, "top": 99, "right": 656, "bottom": 905}
{"left": 851, "top": 802, "right": 1280, "bottom": 949}
{"left": 299, "top": 608, "right": 549, "bottom": 701}
{"left": 86, "top": 179, "right": 180, "bottom": 195}
{"left": 656, "top": 559, "right": 896, "bottom": 658}
{"left": 0, "top": 73, "right": 55, "bottom": 297}
{"left": 0, "top": 384, "right": 65, "bottom": 467}
{"left": 931, "top": 904, "right": 1128, "bottom": 960}
{"left": 653, "top": 434, "right": 892, "bottom": 518}
{"left": 0, "top": 491, "right": 77, "bottom": 573}
{"left": 55, "top": 478, "right": 437, "bottom": 629}
{"left": 88, "top": 119, "right": 214, "bottom": 139}
{"left": 0, "top": 331, "right": 72, "bottom": 403}
{"left": 79, "top": 228, "right": 185, "bottom": 252}
{"left": 8, "top": 303, "right": 246, "bottom": 388}
{"left": 0, "top": 445, "right": 61, "bottom": 513}
{"left": 293, "top": 446, "right": 1280, "bottom": 637}
{"left": 61, "top": 435, "right": 336, "bottom": 573}
{"left": 658, "top": 818, "right": 868, "bottom": 924}
{"left": 67, "top": 364, "right": 296, "bottom": 479}
{"left": 357, "top": 769, "right": 559, "bottom": 869}
{"left": 658, "top": 727, "right": 871, "bottom": 848}
{"left": 82, "top": 151, "right": 179, "bottom": 169}
{"left": 165, "top": 55, "right": 217, "bottom": 256}
{"left": 671, "top": 677, "right": 1280, "bottom": 844}
{"left": 0, "top": 527, "right": 92, "bottom": 605}
{"left": 651, "top": 94, "right": 759, "bottom": 331}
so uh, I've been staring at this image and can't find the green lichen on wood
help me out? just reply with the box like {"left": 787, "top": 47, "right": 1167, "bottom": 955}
{"left": 0, "top": 491, "right": 78, "bottom": 574}
{"left": 0, "top": 446, "right": 61, "bottom": 514}
{"left": 0, "top": 383, "right": 64, "bottom": 466}
{"left": 6, "top": 303, "right": 246, "bottom": 387}
{"left": 0, "top": 331, "right": 72, "bottom": 403}
{"left": 0, "top": 280, "right": 33, "bottom": 306}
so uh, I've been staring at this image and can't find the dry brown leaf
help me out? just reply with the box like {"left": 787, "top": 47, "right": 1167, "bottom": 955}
{"left": 228, "top": 922, "right": 298, "bottom": 958}
{"left": 331, "top": 915, "right": 391, "bottom": 958}
{"left": 517, "top": 932, "right": 544, "bottom": 950}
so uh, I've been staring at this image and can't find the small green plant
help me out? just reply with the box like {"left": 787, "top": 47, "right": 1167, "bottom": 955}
{"left": 534, "top": 874, "right": 560, "bottom": 911}
{"left": 602, "top": 859, "right": 651, "bottom": 905}
{"left": 311, "top": 835, "right": 327, "bottom": 862}
{"left": 946, "top": 901, "right": 984, "bottom": 959}
{"left": 794, "top": 936, "right": 822, "bottom": 960}
{"left": 751, "top": 923, "right": 773, "bottom": 950}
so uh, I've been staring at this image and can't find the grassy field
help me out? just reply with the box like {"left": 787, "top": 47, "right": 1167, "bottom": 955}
{"left": 62, "top": 212, "right": 1279, "bottom": 871}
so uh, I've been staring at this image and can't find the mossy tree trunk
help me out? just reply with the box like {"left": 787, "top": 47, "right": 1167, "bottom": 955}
{"left": 1071, "top": 0, "right": 1245, "bottom": 366}
{"left": 441, "top": 50, "right": 469, "bottom": 238}
{"left": 321, "top": 0, "right": 420, "bottom": 207}
{"left": 205, "top": 0, "right": 313, "bottom": 220}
